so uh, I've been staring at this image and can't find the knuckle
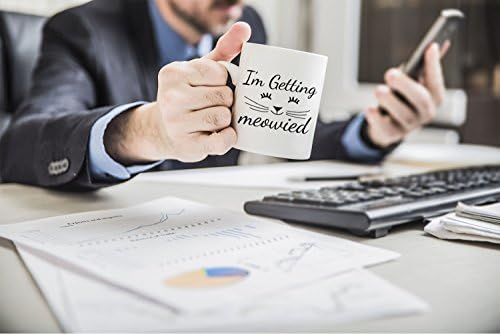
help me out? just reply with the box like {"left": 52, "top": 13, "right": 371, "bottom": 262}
{"left": 190, "top": 58, "right": 210, "bottom": 77}
{"left": 222, "top": 108, "right": 232, "bottom": 126}
{"left": 221, "top": 86, "right": 234, "bottom": 106}
{"left": 159, "top": 62, "right": 183, "bottom": 79}
{"left": 206, "top": 87, "right": 233, "bottom": 106}
{"left": 158, "top": 66, "right": 170, "bottom": 80}
{"left": 204, "top": 110, "right": 223, "bottom": 127}
{"left": 216, "top": 108, "right": 232, "bottom": 127}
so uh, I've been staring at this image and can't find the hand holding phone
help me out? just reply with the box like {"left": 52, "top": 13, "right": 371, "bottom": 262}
{"left": 380, "top": 9, "right": 464, "bottom": 115}
{"left": 364, "top": 9, "right": 465, "bottom": 149}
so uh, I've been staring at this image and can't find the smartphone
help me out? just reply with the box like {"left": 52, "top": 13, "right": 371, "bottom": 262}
{"left": 404, "top": 8, "right": 464, "bottom": 80}
{"left": 381, "top": 9, "right": 465, "bottom": 115}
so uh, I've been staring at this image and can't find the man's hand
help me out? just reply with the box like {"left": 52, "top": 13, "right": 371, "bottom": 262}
{"left": 104, "top": 22, "right": 251, "bottom": 165}
{"left": 364, "top": 43, "right": 447, "bottom": 148}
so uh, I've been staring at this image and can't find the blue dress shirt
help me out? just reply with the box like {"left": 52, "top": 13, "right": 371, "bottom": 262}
{"left": 88, "top": 0, "right": 381, "bottom": 181}
{"left": 342, "top": 113, "right": 383, "bottom": 163}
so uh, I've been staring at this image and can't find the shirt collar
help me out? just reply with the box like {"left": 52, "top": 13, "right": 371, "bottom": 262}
{"left": 148, "top": 0, "right": 213, "bottom": 66}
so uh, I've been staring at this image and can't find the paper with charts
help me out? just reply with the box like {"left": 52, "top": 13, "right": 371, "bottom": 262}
{"left": 0, "top": 197, "right": 398, "bottom": 313}
{"left": 17, "top": 245, "right": 427, "bottom": 332}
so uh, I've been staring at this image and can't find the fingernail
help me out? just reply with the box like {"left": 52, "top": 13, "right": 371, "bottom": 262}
{"left": 431, "top": 43, "right": 439, "bottom": 53}
{"left": 376, "top": 85, "right": 388, "bottom": 95}
{"left": 387, "top": 69, "right": 400, "bottom": 82}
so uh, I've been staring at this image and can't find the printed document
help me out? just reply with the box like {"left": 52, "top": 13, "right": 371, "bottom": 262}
{"left": 17, "top": 245, "right": 427, "bottom": 332}
{"left": 0, "top": 197, "right": 398, "bottom": 313}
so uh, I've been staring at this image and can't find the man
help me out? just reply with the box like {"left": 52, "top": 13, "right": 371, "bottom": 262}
{"left": 0, "top": 0, "right": 446, "bottom": 190}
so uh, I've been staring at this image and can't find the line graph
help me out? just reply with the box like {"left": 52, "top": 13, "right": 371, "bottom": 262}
{"left": 122, "top": 209, "right": 186, "bottom": 234}
{"left": 275, "top": 242, "right": 317, "bottom": 272}
{"left": 76, "top": 216, "right": 265, "bottom": 248}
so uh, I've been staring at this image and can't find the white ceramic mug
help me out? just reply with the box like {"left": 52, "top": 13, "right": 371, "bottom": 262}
{"left": 220, "top": 42, "right": 328, "bottom": 160}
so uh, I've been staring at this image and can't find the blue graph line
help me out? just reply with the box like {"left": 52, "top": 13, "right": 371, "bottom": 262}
{"left": 122, "top": 209, "right": 186, "bottom": 234}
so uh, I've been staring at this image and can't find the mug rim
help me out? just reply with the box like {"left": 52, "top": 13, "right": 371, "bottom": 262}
{"left": 244, "top": 42, "right": 328, "bottom": 61}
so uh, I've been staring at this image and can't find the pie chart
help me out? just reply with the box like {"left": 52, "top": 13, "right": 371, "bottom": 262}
{"left": 164, "top": 267, "right": 249, "bottom": 289}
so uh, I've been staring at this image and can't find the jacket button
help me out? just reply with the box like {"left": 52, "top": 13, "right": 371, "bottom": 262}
{"left": 48, "top": 158, "right": 70, "bottom": 176}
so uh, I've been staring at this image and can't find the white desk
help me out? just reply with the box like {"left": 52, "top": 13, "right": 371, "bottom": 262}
{"left": 1, "top": 154, "right": 500, "bottom": 332}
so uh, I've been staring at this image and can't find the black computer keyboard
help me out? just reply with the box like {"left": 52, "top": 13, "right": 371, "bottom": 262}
{"left": 244, "top": 165, "right": 500, "bottom": 238}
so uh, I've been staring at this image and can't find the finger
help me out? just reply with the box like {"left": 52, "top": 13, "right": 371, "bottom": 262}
{"left": 184, "top": 58, "right": 228, "bottom": 86}
{"left": 186, "top": 86, "right": 233, "bottom": 110}
{"left": 161, "top": 86, "right": 232, "bottom": 113}
{"left": 385, "top": 69, "right": 436, "bottom": 122}
{"left": 186, "top": 106, "right": 232, "bottom": 133}
{"left": 365, "top": 107, "right": 405, "bottom": 145}
{"left": 423, "top": 43, "right": 446, "bottom": 106}
{"left": 375, "top": 85, "right": 419, "bottom": 132}
{"left": 440, "top": 40, "right": 451, "bottom": 58}
{"left": 205, "top": 22, "right": 252, "bottom": 62}
{"left": 197, "top": 127, "right": 237, "bottom": 155}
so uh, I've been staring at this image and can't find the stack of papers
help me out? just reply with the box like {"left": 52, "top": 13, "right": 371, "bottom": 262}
{"left": 17, "top": 247, "right": 428, "bottom": 332}
{"left": 425, "top": 202, "right": 500, "bottom": 244}
{"left": 0, "top": 197, "right": 428, "bottom": 331}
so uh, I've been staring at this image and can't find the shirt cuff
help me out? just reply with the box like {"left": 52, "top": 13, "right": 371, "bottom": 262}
{"left": 341, "top": 113, "right": 383, "bottom": 162}
{"left": 88, "top": 102, "right": 164, "bottom": 181}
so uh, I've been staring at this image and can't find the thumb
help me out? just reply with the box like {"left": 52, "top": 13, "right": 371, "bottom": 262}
{"left": 205, "top": 22, "right": 251, "bottom": 62}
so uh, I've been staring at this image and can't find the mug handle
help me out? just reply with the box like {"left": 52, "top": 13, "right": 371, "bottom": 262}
{"left": 218, "top": 61, "right": 239, "bottom": 90}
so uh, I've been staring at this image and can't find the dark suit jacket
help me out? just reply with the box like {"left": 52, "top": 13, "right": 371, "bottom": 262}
{"left": 0, "top": 0, "right": 357, "bottom": 191}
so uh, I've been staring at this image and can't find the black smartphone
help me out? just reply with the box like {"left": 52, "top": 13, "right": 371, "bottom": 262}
{"left": 381, "top": 9, "right": 465, "bottom": 115}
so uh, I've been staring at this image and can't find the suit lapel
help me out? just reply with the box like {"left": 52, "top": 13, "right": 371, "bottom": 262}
{"left": 122, "top": 0, "right": 160, "bottom": 101}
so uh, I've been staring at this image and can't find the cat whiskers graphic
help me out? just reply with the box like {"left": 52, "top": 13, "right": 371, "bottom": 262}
{"left": 286, "top": 110, "right": 310, "bottom": 120}
{"left": 245, "top": 95, "right": 285, "bottom": 116}
{"left": 244, "top": 96, "right": 269, "bottom": 113}
{"left": 285, "top": 96, "right": 310, "bottom": 119}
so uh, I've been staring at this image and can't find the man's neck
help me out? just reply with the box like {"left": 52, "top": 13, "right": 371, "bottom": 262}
{"left": 154, "top": 0, "right": 202, "bottom": 45}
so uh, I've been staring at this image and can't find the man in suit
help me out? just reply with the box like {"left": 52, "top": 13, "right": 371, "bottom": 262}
{"left": 0, "top": 0, "right": 446, "bottom": 190}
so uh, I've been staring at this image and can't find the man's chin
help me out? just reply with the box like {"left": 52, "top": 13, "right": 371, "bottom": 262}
{"left": 210, "top": 19, "right": 238, "bottom": 35}
{"left": 212, "top": 4, "right": 243, "bottom": 16}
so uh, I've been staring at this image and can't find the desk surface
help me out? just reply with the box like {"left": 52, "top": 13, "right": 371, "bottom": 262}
{"left": 1, "top": 159, "right": 500, "bottom": 332}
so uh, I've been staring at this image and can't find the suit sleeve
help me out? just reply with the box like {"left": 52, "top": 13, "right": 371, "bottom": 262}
{"left": 0, "top": 11, "right": 120, "bottom": 191}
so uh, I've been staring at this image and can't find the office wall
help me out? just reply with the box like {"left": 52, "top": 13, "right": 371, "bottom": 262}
{"left": 0, "top": 0, "right": 89, "bottom": 16}
{"left": 0, "top": 0, "right": 306, "bottom": 50}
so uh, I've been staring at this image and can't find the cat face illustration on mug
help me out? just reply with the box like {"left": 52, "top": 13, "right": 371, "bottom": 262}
{"left": 237, "top": 69, "right": 318, "bottom": 135}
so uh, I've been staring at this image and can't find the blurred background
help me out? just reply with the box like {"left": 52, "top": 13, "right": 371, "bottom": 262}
{"left": 0, "top": 0, "right": 498, "bottom": 147}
